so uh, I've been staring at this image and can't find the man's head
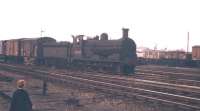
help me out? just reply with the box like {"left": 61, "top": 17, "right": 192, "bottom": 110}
{"left": 17, "top": 80, "right": 26, "bottom": 89}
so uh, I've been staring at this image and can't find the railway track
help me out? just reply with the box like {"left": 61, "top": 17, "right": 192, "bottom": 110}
{"left": 72, "top": 68, "right": 200, "bottom": 87}
{"left": 68, "top": 65, "right": 200, "bottom": 87}
{"left": 137, "top": 65, "right": 200, "bottom": 77}
{"left": 0, "top": 63, "right": 200, "bottom": 110}
{"left": 135, "top": 72, "right": 200, "bottom": 87}
{"left": 138, "top": 65, "right": 200, "bottom": 74}
{"left": 18, "top": 65, "right": 200, "bottom": 97}
{"left": 1, "top": 63, "right": 200, "bottom": 89}
{"left": 50, "top": 70, "right": 200, "bottom": 99}
{"left": 3, "top": 63, "right": 200, "bottom": 87}
{"left": 135, "top": 66, "right": 200, "bottom": 87}
{"left": 136, "top": 69, "right": 200, "bottom": 80}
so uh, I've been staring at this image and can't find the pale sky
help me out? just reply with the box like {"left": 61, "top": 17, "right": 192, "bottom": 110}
{"left": 0, "top": 0, "right": 200, "bottom": 51}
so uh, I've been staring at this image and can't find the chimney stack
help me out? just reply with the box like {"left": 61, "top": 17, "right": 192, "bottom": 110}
{"left": 122, "top": 28, "right": 129, "bottom": 38}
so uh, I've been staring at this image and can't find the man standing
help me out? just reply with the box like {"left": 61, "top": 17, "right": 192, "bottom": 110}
{"left": 9, "top": 80, "right": 32, "bottom": 111}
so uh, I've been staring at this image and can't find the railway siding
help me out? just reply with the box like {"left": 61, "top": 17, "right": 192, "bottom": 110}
{"left": 0, "top": 70, "right": 164, "bottom": 111}
{"left": 0, "top": 63, "right": 200, "bottom": 111}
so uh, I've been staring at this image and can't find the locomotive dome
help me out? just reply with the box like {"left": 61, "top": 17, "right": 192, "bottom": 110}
{"left": 100, "top": 33, "right": 108, "bottom": 40}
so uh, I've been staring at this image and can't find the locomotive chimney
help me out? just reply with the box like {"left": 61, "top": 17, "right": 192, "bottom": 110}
{"left": 122, "top": 28, "right": 129, "bottom": 38}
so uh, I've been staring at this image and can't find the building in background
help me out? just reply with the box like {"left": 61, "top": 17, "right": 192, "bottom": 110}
{"left": 192, "top": 45, "right": 200, "bottom": 60}
{"left": 137, "top": 47, "right": 186, "bottom": 60}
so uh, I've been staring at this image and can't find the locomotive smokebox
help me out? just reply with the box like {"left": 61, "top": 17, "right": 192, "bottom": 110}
{"left": 122, "top": 28, "right": 129, "bottom": 38}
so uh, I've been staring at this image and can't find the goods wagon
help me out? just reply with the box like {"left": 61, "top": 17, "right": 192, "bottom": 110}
{"left": 1, "top": 37, "right": 56, "bottom": 64}
{"left": 0, "top": 41, "right": 4, "bottom": 55}
{"left": 42, "top": 41, "right": 72, "bottom": 67}
{"left": 192, "top": 46, "right": 200, "bottom": 60}
{"left": 20, "top": 38, "right": 37, "bottom": 64}
{"left": 4, "top": 39, "right": 20, "bottom": 56}
{"left": 3, "top": 39, "right": 23, "bottom": 63}
{"left": 20, "top": 37, "right": 56, "bottom": 65}
{"left": 0, "top": 41, "right": 5, "bottom": 62}
{"left": 71, "top": 28, "right": 137, "bottom": 74}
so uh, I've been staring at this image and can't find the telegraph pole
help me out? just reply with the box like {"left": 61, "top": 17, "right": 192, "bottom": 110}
{"left": 187, "top": 32, "right": 189, "bottom": 54}
{"left": 40, "top": 29, "right": 44, "bottom": 37}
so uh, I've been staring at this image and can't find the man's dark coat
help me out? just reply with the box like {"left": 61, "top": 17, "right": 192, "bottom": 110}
{"left": 9, "top": 89, "right": 32, "bottom": 111}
